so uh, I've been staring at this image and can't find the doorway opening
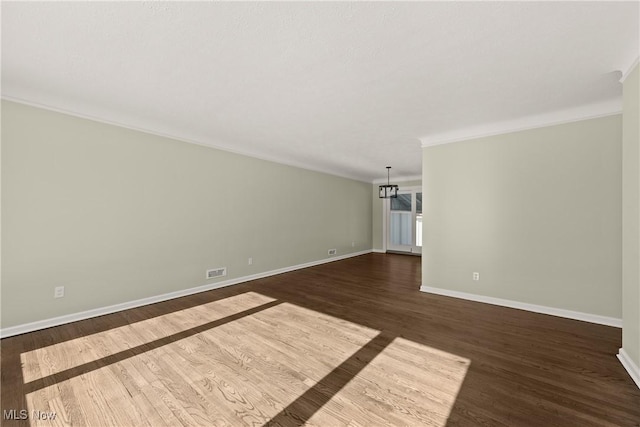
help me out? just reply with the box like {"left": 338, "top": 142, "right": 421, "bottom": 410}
{"left": 384, "top": 187, "right": 422, "bottom": 255}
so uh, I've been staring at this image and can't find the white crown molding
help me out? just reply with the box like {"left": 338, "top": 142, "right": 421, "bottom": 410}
{"left": 619, "top": 56, "right": 639, "bottom": 83}
{"left": 0, "top": 249, "right": 372, "bottom": 338}
{"left": 420, "top": 98, "right": 622, "bottom": 148}
{"left": 420, "top": 285, "right": 622, "bottom": 327}
{"left": 1, "top": 95, "right": 371, "bottom": 184}
{"left": 372, "top": 175, "right": 422, "bottom": 184}
{"left": 617, "top": 348, "right": 640, "bottom": 389}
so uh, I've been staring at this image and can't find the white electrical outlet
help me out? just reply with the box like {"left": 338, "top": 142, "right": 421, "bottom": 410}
{"left": 351, "top": 241, "right": 355, "bottom": 247}
{"left": 328, "top": 248, "right": 337, "bottom": 256}
{"left": 54, "top": 286, "right": 65, "bottom": 299}
{"left": 248, "top": 257, "right": 253, "bottom": 265}
{"left": 473, "top": 272, "right": 480, "bottom": 281}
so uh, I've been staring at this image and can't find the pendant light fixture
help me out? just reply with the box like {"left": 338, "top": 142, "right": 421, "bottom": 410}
{"left": 379, "top": 166, "right": 399, "bottom": 198}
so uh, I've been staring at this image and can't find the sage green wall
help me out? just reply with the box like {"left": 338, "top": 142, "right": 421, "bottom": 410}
{"left": 1, "top": 100, "right": 372, "bottom": 328}
{"left": 371, "top": 179, "right": 421, "bottom": 251}
{"left": 422, "top": 115, "right": 622, "bottom": 318}
{"left": 622, "top": 63, "right": 640, "bottom": 367}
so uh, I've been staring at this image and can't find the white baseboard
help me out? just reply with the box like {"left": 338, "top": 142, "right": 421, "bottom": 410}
{"left": 617, "top": 348, "right": 640, "bottom": 389}
{"left": 0, "top": 250, "right": 373, "bottom": 339}
{"left": 419, "top": 285, "right": 622, "bottom": 328}
{"left": 372, "top": 249, "right": 386, "bottom": 253}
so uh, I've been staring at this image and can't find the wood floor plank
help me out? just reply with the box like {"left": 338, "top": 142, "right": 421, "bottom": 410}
{"left": 2, "top": 253, "right": 639, "bottom": 426}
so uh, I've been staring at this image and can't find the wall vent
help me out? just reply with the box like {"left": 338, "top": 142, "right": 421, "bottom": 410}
{"left": 328, "top": 249, "right": 337, "bottom": 256}
{"left": 206, "top": 267, "right": 227, "bottom": 279}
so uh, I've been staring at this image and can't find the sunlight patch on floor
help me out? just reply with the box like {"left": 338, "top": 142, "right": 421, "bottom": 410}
{"left": 307, "top": 337, "right": 470, "bottom": 426}
{"left": 20, "top": 291, "right": 275, "bottom": 383}
{"left": 24, "top": 301, "right": 380, "bottom": 426}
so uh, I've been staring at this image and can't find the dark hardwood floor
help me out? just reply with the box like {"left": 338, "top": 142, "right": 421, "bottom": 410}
{"left": 2, "top": 253, "right": 639, "bottom": 426}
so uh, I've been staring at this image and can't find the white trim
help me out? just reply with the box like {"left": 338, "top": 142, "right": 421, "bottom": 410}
{"left": 1, "top": 96, "right": 370, "bottom": 184}
{"left": 396, "top": 185, "right": 422, "bottom": 192}
{"left": 0, "top": 250, "right": 372, "bottom": 338}
{"left": 420, "top": 98, "right": 622, "bottom": 148}
{"left": 619, "top": 56, "right": 639, "bottom": 83}
{"left": 381, "top": 197, "right": 388, "bottom": 252}
{"left": 372, "top": 175, "right": 422, "bottom": 185}
{"left": 372, "top": 249, "right": 386, "bottom": 253}
{"left": 419, "top": 285, "right": 622, "bottom": 327}
{"left": 617, "top": 348, "right": 640, "bottom": 389}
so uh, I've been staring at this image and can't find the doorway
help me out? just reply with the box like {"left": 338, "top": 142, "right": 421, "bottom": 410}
{"left": 385, "top": 187, "right": 422, "bottom": 254}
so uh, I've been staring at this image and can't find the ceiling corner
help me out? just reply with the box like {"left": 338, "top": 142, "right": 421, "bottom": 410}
{"left": 620, "top": 56, "right": 640, "bottom": 83}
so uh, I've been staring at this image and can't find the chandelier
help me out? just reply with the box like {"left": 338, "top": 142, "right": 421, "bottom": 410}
{"left": 378, "top": 166, "right": 399, "bottom": 198}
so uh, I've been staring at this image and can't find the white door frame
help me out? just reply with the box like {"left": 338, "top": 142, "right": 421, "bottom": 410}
{"left": 382, "top": 186, "right": 422, "bottom": 254}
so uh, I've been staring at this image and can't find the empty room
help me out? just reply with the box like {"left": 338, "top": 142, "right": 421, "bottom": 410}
{"left": 1, "top": 1, "right": 640, "bottom": 426}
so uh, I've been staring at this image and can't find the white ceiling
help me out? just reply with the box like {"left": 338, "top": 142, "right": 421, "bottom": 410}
{"left": 2, "top": 2, "right": 638, "bottom": 182}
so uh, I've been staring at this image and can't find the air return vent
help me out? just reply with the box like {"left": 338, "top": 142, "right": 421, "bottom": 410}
{"left": 206, "top": 267, "right": 227, "bottom": 279}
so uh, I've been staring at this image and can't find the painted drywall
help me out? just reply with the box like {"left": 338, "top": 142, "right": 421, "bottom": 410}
{"left": 1, "top": 100, "right": 372, "bottom": 328}
{"left": 422, "top": 115, "right": 622, "bottom": 318}
{"left": 372, "top": 179, "right": 421, "bottom": 251}
{"left": 622, "top": 63, "right": 640, "bottom": 368}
